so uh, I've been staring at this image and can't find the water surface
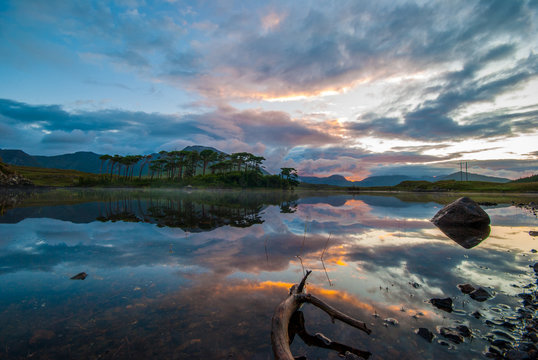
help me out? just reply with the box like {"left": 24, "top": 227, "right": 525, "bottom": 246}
{"left": 0, "top": 188, "right": 537, "bottom": 359}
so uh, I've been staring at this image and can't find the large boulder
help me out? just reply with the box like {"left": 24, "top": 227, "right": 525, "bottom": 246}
{"left": 431, "top": 197, "right": 490, "bottom": 227}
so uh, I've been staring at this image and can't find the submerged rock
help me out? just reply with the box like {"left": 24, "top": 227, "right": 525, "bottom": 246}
{"left": 457, "top": 325, "right": 472, "bottom": 337}
{"left": 469, "top": 287, "right": 492, "bottom": 302}
{"left": 431, "top": 197, "right": 490, "bottom": 227}
{"left": 416, "top": 327, "right": 434, "bottom": 343}
{"left": 70, "top": 272, "right": 87, "bottom": 280}
{"left": 472, "top": 311, "right": 482, "bottom": 319}
{"left": 458, "top": 283, "right": 476, "bottom": 294}
{"left": 440, "top": 327, "right": 464, "bottom": 344}
{"left": 383, "top": 318, "right": 399, "bottom": 326}
{"left": 430, "top": 297, "right": 453, "bottom": 312}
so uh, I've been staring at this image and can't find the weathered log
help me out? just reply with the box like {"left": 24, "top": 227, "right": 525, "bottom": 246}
{"left": 271, "top": 270, "right": 372, "bottom": 360}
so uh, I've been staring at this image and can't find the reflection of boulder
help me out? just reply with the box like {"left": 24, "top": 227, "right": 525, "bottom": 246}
{"left": 431, "top": 197, "right": 490, "bottom": 227}
{"left": 435, "top": 222, "right": 491, "bottom": 249}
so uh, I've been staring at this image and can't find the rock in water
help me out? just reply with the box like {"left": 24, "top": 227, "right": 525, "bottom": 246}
{"left": 469, "top": 287, "right": 492, "bottom": 302}
{"left": 440, "top": 327, "right": 464, "bottom": 344}
{"left": 431, "top": 197, "right": 490, "bottom": 227}
{"left": 430, "top": 298, "right": 453, "bottom": 312}
{"left": 458, "top": 284, "right": 476, "bottom": 294}
{"left": 417, "top": 328, "right": 434, "bottom": 342}
{"left": 456, "top": 325, "right": 472, "bottom": 337}
{"left": 70, "top": 272, "right": 87, "bottom": 280}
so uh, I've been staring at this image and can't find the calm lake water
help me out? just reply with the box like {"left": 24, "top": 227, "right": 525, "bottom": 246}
{"left": 0, "top": 188, "right": 537, "bottom": 359}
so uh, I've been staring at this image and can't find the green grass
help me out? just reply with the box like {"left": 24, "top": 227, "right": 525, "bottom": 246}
{"left": 356, "top": 179, "right": 538, "bottom": 193}
{"left": 11, "top": 165, "right": 102, "bottom": 187}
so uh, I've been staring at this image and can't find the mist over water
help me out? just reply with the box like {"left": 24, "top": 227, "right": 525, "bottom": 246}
{"left": 0, "top": 189, "right": 537, "bottom": 359}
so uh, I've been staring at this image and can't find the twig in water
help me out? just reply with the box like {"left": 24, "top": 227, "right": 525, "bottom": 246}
{"left": 320, "top": 233, "right": 333, "bottom": 286}
{"left": 320, "top": 233, "right": 332, "bottom": 260}
{"left": 321, "top": 258, "right": 333, "bottom": 286}
{"left": 301, "top": 220, "right": 308, "bottom": 251}
{"left": 296, "top": 255, "right": 305, "bottom": 276}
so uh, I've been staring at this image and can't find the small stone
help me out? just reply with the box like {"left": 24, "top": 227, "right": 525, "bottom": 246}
{"left": 530, "top": 231, "right": 538, "bottom": 237}
{"left": 70, "top": 272, "right": 87, "bottom": 280}
{"left": 504, "top": 349, "right": 527, "bottom": 360}
{"left": 430, "top": 297, "right": 453, "bottom": 312}
{"left": 491, "top": 338, "right": 513, "bottom": 350}
{"left": 469, "top": 287, "right": 492, "bottom": 302}
{"left": 472, "top": 311, "right": 482, "bottom": 319}
{"left": 416, "top": 327, "right": 434, "bottom": 343}
{"left": 383, "top": 318, "right": 399, "bottom": 326}
{"left": 457, "top": 325, "right": 472, "bottom": 337}
{"left": 440, "top": 327, "right": 464, "bottom": 344}
{"left": 458, "top": 283, "right": 475, "bottom": 294}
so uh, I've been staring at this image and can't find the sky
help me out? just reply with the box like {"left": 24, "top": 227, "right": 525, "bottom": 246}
{"left": 0, "top": 0, "right": 537, "bottom": 180}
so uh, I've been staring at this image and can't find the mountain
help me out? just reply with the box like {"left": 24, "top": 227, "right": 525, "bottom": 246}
{"left": 299, "top": 174, "right": 434, "bottom": 187}
{"left": 299, "top": 172, "right": 511, "bottom": 187}
{"left": 438, "top": 172, "right": 510, "bottom": 183}
{"left": 183, "top": 145, "right": 225, "bottom": 154}
{"left": 298, "top": 175, "right": 354, "bottom": 187}
{"left": 0, "top": 149, "right": 42, "bottom": 167}
{"left": 0, "top": 149, "right": 103, "bottom": 173}
{"left": 34, "top": 151, "right": 103, "bottom": 174}
{"left": 356, "top": 175, "right": 434, "bottom": 187}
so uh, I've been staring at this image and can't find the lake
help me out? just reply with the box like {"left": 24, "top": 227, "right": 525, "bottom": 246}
{"left": 0, "top": 188, "right": 537, "bottom": 359}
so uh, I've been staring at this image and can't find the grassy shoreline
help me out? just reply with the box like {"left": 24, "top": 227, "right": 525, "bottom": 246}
{"left": 9, "top": 165, "right": 538, "bottom": 194}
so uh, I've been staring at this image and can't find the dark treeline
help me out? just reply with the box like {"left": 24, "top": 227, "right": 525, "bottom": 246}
{"left": 94, "top": 149, "right": 299, "bottom": 189}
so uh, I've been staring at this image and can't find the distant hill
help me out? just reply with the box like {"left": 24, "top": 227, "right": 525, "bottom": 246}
{"left": 299, "top": 174, "right": 434, "bottom": 187}
{"left": 183, "top": 145, "right": 225, "bottom": 154}
{"left": 437, "top": 172, "right": 510, "bottom": 183}
{"left": 0, "top": 149, "right": 103, "bottom": 173}
{"left": 34, "top": 151, "right": 102, "bottom": 174}
{"left": 299, "top": 172, "right": 512, "bottom": 187}
{"left": 299, "top": 175, "right": 353, "bottom": 187}
{"left": 0, "top": 149, "right": 41, "bottom": 167}
{"left": 510, "top": 174, "right": 538, "bottom": 183}
{"left": 356, "top": 175, "right": 434, "bottom": 187}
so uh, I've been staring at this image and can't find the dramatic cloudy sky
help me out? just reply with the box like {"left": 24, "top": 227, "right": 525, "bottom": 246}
{"left": 1, "top": 0, "right": 537, "bottom": 179}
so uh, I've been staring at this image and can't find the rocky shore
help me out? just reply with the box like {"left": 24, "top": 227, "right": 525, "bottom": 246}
{"left": 0, "top": 158, "right": 33, "bottom": 187}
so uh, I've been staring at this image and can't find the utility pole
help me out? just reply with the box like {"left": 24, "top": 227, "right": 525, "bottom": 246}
{"left": 460, "top": 162, "right": 463, "bottom": 181}
{"left": 466, "top": 162, "right": 468, "bottom": 181}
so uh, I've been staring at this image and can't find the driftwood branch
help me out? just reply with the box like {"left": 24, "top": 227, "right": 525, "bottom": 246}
{"left": 271, "top": 271, "right": 371, "bottom": 360}
{"left": 289, "top": 311, "right": 371, "bottom": 359}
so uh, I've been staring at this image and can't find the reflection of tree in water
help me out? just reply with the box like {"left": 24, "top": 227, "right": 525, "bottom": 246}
{"left": 280, "top": 200, "right": 297, "bottom": 213}
{"left": 96, "top": 191, "right": 298, "bottom": 232}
